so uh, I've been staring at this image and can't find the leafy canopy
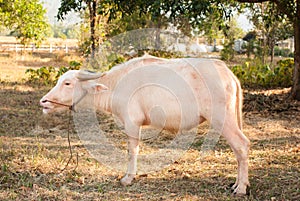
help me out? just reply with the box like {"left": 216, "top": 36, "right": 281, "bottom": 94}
{"left": 0, "top": 0, "right": 50, "bottom": 45}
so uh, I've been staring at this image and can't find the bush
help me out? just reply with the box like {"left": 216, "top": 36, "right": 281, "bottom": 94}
{"left": 25, "top": 61, "right": 82, "bottom": 85}
{"left": 221, "top": 40, "right": 235, "bottom": 61}
{"left": 274, "top": 58, "right": 294, "bottom": 86}
{"left": 231, "top": 58, "right": 293, "bottom": 88}
{"left": 274, "top": 46, "right": 293, "bottom": 57}
{"left": 25, "top": 66, "right": 56, "bottom": 85}
{"left": 137, "top": 49, "right": 183, "bottom": 59}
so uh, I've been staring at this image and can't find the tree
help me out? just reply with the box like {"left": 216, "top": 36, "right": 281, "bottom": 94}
{"left": 57, "top": 0, "right": 300, "bottom": 99}
{"left": 110, "top": 0, "right": 241, "bottom": 36}
{"left": 58, "top": 0, "right": 101, "bottom": 58}
{"left": 221, "top": 17, "right": 245, "bottom": 61}
{"left": 77, "top": 9, "right": 110, "bottom": 57}
{"left": 0, "top": 0, "right": 50, "bottom": 45}
{"left": 107, "top": 12, "right": 153, "bottom": 37}
{"left": 247, "top": 2, "right": 293, "bottom": 64}
{"left": 113, "top": 0, "right": 300, "bottom": 100}
{"left": 107, "top": 1, "right": 174, "bottom": 51}
{"left": 237, "top": 0, "right": 300, "bottom": 100}
{"left": 50, "top": 24, "right": 80, "bottom": 39}
{"left": 109, "top": 0, "right": 242, "bottom": 54}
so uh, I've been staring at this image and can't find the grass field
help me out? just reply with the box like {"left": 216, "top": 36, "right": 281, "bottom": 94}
{"left": 0, "top": 52, "right": 299, "bottom": 200}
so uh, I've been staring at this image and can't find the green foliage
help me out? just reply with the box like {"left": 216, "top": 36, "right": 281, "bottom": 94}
{"left": 25, "top": 61, "right": 82, "bottom": 85}
{"left": 274, "top": 59, "right": 294, "bottom": 86}
{"left": 106, "top": 54, "right": 126, "bottom": 70}
{"left": 88, "top": 53, "right": 126, "bottom": 72}
{"left": 57, "top": 0, "right": 84, "bottom": 21}
{"left": 25, "top": 66, "right": 56, "bottom": 85}
{"left": 50, "top": 24, "right": 80, "bottom": 39}
{"left": 221, "top": 40, "right": 235, "bottom": 61}
{"left": 221, "top": 17, "right": 245, "bottom": 61}
{"left": 58, "top": 0, "right": 243, "bottom": 57}
{"left": 58, "top": 0, "right": 101, "bottom": 57}
{"left": 274, "top": 47, "right": 293, "bottom": 57}
{"left": 69, "top": 61, "right": 82, "bottom": 69}
{"left": 244, "top": 2, "right": 294, "bottom": 64}
{"left": 79, "top": 40, "right": 92, "bottom": 57}
{"left": 76, "top": 10, "right": 109, "bottom": 57}
{"left": 0, "top": 0, "right": 50, "bottom": 45}
{"left": 107, "top": 11, "right": 157, "bottom": 37}
{"left": 231, "top": 58, "right": 294, "bottom": 88}
{"left": 137, "top": 50, "right": 183, "bottom": 59}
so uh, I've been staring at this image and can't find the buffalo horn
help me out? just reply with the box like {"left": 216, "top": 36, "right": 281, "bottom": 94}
{"left": 76, "top": 70, "right": 102, "bottom": 81}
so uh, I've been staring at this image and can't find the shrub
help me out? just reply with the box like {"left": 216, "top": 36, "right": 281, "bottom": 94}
{"left": 25, "top": 66, "right": 56, "bottom": 85}
{"left": 274, "top": 58, "right": 294, "bottom": 86}
{"left": 231, "top": 58, "right": 294, "bottom": 88}
{"left": 107, "top": 53, "right": 126, "bottom": 70}
{"left": 25, "top": 61, "right": 82, "bottom": 85}
{"left": 274, "top": 46, "right": 293, "bottom": 57}
{"left": 137, "top": 49, "right": 183, "bottom": 59}
{"left": 220, "top": 40, "right": 235, "bottom": 61}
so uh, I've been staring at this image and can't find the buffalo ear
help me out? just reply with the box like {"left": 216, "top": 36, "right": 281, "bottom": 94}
{"left": 87, "top": 83, "right": 108, "bottom": 94}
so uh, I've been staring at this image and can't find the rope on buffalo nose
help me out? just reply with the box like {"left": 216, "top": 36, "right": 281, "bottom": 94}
{"left": 60, "top": 110, "right": 78, "bottom": 172}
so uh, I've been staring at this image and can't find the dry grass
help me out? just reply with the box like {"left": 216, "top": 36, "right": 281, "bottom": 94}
{"left": 0, "top": 36, "right": 78, "bottom": 46}
{"left": 0, "top": 53, "right": 299, "bottom": 200}
{"left": 0, "top": 52, "right": 82, "bottom": 82}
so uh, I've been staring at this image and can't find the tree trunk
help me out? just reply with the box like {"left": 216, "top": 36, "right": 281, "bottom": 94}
{"left": 270, "top": 45, "right": 274, "bottom": 64}
{"left": 88, "top": 0, "right": 97, "bottom": 58}
{"left": 270, "top": 36, "right": 275, "bottom": 65}
{"left": 291, "top": 0, "right": 300, "bottom": 100}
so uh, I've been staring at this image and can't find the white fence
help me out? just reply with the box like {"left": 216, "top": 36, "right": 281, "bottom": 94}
{"left": 0, "top": 43, "right": 77, "bottom": 53}
{"left": 0, "top": 37, "right": 78, "bottom": 54}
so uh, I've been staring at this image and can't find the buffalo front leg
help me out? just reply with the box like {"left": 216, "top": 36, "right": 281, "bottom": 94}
{"left": 120, "top": 126, "right": 140, "bottom": 186}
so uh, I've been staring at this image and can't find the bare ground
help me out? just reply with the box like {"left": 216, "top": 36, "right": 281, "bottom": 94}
{"left": 0, "top": 54, "right": 299, "bottom": 200}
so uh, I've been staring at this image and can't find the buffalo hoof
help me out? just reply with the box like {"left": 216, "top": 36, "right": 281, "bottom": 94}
{"left": 120, "top": 174, "right": 135, "bottom": 186}
{"left": 231, "top": 184, "right": 250, "bottom": 196}
{"left": 230, "top": 182, "right": 237, "bottom": 192}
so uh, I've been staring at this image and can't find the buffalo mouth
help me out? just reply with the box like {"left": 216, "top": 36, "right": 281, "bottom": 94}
{"left": 42, "top": 106, "right": 51, "bottom": 110}
{"left": 42, "top": 106, "right": 53, "bottom": 113}
{"left": 40, "top": 100, "right": 53, "bottom": 112}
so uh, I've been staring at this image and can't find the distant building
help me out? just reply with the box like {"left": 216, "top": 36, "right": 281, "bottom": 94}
{"left": 276, "top": 37, "right": 294, "bottom": 52}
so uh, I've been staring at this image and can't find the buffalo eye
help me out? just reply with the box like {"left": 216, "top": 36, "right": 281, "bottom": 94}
{"left": 65, "top": 82, "right": 71, "bottom": 86}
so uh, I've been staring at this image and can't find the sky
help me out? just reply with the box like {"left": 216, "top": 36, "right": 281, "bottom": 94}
{"left": 42, "top": 0, "right": 253, "bottom": 31}
{"left": 237, "top": 14, "right": 253, "bottom": 32}
{"left": 42, "top": 0, "right": 81, "bottom": 25}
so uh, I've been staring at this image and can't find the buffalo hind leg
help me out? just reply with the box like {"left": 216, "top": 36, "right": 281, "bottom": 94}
{"left": 221, "top": 120, "right": 250, "bottom": 196}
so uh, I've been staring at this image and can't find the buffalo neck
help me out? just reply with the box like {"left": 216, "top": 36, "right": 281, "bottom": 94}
{"left": 94, "top": 90, "right": 112, "bottom": 113}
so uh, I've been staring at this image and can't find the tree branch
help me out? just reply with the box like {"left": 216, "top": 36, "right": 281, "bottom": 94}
{"left": 237, "top": 0, "right": 295, "bottom": 20}
{"left": 273, "top": 0, "right": 296, "bottom": 20}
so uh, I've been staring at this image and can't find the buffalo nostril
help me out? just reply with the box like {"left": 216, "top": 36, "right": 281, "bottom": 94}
{"left": 41, "top": 100, "right": 48, "bottom": 103}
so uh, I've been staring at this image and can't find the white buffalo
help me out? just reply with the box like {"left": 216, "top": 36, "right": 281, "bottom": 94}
{"left": 40, "top": 55, "right": 250, "bottom": 195}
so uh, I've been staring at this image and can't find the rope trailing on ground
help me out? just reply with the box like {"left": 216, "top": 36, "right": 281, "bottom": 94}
{"left": 60, "top": 110, "right": 78, "bottom": 172}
